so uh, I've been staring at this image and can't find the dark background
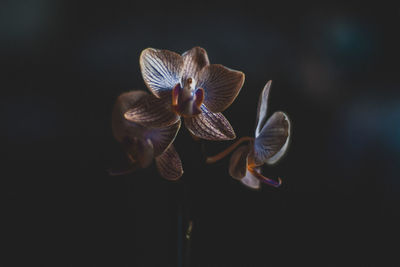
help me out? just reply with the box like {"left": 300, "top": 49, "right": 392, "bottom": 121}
{"left": 2, "top": 1, "right": 400, "bottom": 266}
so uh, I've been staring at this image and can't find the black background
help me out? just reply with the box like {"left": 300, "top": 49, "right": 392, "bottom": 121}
{"left": 2, "top": 1, "right": 400, "bottom": 266}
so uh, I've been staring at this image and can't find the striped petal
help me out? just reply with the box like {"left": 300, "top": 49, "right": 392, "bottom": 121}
{"left": 182, "top": 46, "right": 210, "bottom": 82}
{"left": 254, "top": 111, "right": 290, "bottom": 165}
{"left": 145, "top": 120, "right": 181, "bottom": 157}
{"left": 229, "top": 145, "right": 250, "bottom": 180}
{"left": 184, "top": 105, "right": 235, "bottom": 141}
{"left": 112, "top": 90, "right": 181, "bottom": 170}
{"left": 140, "top": 48, "right": 183, "bottom": 98}
{"left": 255, "top": 80, "right": 272, "bottom": 138}
{"left": 198, "top": 64, "right": 245, "bottom": 113}
{"left": 124, "top": 94, "right": 179, "bottom": 128}
{"left": 155, "top": 145, "right": 183, "bottom": 180}
{"left": 265, "top": 112, "right": 291, "bottom": 165}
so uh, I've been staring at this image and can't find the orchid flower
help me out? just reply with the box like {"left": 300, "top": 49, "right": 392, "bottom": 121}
{"left": 124, "top": 47, "right": 245, "bottom": 141}
{"left": 206, "top": 81, "right": 291, "bottom": 189}
{"left": 111, "top": 90, "right": 183, "bottom": 180}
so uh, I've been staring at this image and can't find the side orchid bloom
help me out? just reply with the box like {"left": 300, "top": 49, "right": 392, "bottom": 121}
{"left": 124, "top": 47, "right": 245, "bottom": 141}
{"left": 230, "top": 81, "right": 290, "bottom": 189}
{"left": 206, "top": 81, "right": 291, "bottom": 189}
{"left": 111, "top": 91, "right": 183, "bottom": 180}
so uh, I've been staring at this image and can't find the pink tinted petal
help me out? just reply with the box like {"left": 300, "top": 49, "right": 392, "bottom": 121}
{"left": 254, "top": 111, "right": 290, "bottom": 165}
{"left": 229, "top": 145, "right": 250, "bottom": 180}
{"left": 198, "top": 64, "right": 245, "bottom": 113}
{"left": 255, "top": 80, "right": 272, "bottom": 138}
{"left": 155, "top": 145, "right": 183, "bottom": 180}
{"left": 124, "top": 93, "right": 179, "bottom": 128}
{"left": 140, "top": 48, "right": 183, "bottom": 98}
{"left": 184, "top": 105, "right": 235, "bottom": 141}
{"left": 145, "top": 119, "right": 181, "bottom": 156}
{"left": 182, "top": 47, "right": 210, "bottom": 82}
{"left": 241, "top": 168, "right": 261, "bottom": 190}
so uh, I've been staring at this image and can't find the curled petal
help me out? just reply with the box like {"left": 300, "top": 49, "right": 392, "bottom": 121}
{"left": 198, "top": 64, "right": 245, "bottom": 113}
{"left": 182, "top": 46, "right": 210, "bottom": 82}
{"left": 184, "top": 105, "right": 235, "bottom": 141}
{"left": 124, "top": 94, "right": 179, "bottom": 128}
{"left": 140, "top": 48, "right": 183, "bottom": 98}
{"left": 155, "top": 145, "right": 183, "bottom": 180}
{"left": 240, "top": 168, "right": 261, "bottom": 190}
{"left": 254, "top": 111, "right": 290, "bottom": 165}
{"left": 145, "top": 119, "right": 181, "bottom": 156}
{"left": 255, "top": 80, "right": 272, "bottom": 137}
{"left": 248, "top": 167, "right": 282, "bottom": 188}
{"left": 229, "top": 145, "right": 250, "bottom": 180}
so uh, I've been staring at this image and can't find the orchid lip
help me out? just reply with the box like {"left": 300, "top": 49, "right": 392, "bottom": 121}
{"left": 247, "top": 164, "right": 282, "bottom": 188}
{"left": 171, "top": 80, "right": 204, "bottom": 117}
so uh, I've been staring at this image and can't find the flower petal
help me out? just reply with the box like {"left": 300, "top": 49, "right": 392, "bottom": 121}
{"left": 182, "top": 46, "right": 210, "bottom": 82}
{"left": 265, "top": 112, "right": 291, "bottom": 165}
{"left": 198, "top": 64, "right": 245, "bottom": 113}
{"left": 229, "top": 145, "right": 250, "bottom": 180}
{"left": 241, "top": 167, "right": 261, "bottom": 190}
{"left": 112, "top": 91, "right": 149, "bottom": 142}
{"left": 184, "top": 105, "right": 235, "bottom": 141}
{"left": 155, "top": 145, "right": 183, "bottom": 180}
{"left": 254, "top": 111, "right": 290, "bottom": 165}
{"left": 124, "top": 94, "right": 179, "bottom": 128}
{"left": 140, "top": 48, "right": 183, "bottom": 98}
{"left": 255, "top": 80, "right": 272, "bottom": 138}
{"left": 124, "top": 137, "right": 154, "bottom": 168}
{"left": 145, "top": 119, "right": 181, "bottom": 157}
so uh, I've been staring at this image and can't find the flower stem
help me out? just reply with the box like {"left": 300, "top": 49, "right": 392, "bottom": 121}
{"left": 184, "top": 220, "right": 193, "bottom": 267}
{"left": 178, "top": 173, "right": 194, "bottom": 267}
{"left": 177, "top": 204, "right": 183, "bottom": 267}
{"left": 205, "top": 136, "right": 254, "bottom": 164}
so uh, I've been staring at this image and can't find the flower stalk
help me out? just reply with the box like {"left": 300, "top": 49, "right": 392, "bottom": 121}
{"left": 205, "top": 136, "right": 254, "bottom": 164}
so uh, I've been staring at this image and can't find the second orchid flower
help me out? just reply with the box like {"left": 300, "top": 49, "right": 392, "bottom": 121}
{"left": 207, "top": 81, "right": 291, "bottom": 189}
